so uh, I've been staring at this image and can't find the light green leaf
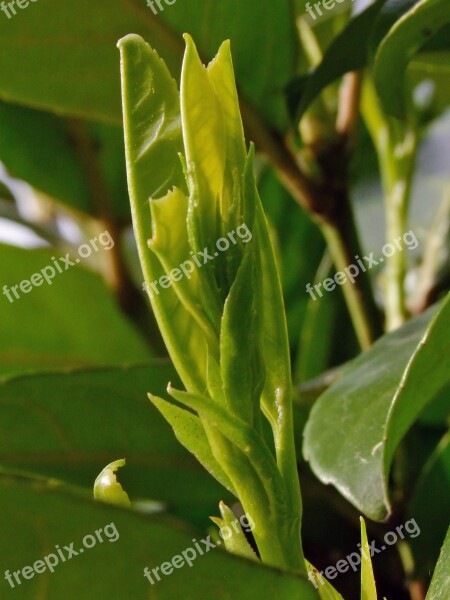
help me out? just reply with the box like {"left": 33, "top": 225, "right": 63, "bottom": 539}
{"left": 149, "top": 187, "right": 217, "bottom": 344}
{"left": 207, "top": 40, "right": 247, "bottom": 198}
{"left": 118, "top": 34, "right": 186, "bottom": 200}
{"left": 166, "top": 386, "right": 284, "bottom": 499}
{"left": 180, "top": 36, "right": 227, "bottom": 328}
{"left": 426, "top": 527, "right": 450, "bottom": 600}
{"left": 374, "top": 0, "right": 450, "bottom": 118}
{"left": 306, "top": 560, "right": 345, "bottom": 599}
{"left": 119, "top": 33, "right": 208, "bottom": 395}
{"left": 360, "top": 518, "right": 378, "bottom": 600}
{"left": 166, "top": 386, "right": 296, "bottom": 570}
{"left": 149, "top": 395, "right": 236, "bottom": 495}
{"left": 220, "top": 201, "right": 263, "bottom": 425}
{"left": 304, "top": 294, "right": 450, "bottom": 520}
{"left": 255, "top": 186, "right": 292, "bottom": 428}
{"left": 210, "top": 501, "right": 258, "bottom": 561}
{"left": 94, "top": 459, "right": 131, "bottom": 507}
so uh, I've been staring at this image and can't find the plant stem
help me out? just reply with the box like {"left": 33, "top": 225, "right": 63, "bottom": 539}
{"left": 68, "top": 119, "right": 128, "bottom": 299}
{"left": 336, "top": 72, "right": 362, "bottom": 145}
{"left": 362, "top": 77, "right": 418, "bottom": 331}
{"left": 321, "top": 204, "right": 381, "bottom": 350}
{"left": 384, "top": 128, "right": 418, "bottom": 330}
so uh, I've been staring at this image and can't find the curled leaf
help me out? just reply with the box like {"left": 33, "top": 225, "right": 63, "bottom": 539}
{"left": 94, "top": 459, "right": 131, "bottom": 507}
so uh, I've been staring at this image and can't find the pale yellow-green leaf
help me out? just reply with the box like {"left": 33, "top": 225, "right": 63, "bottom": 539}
{"left": 207, "top": 40, "right": 247, "bottom": 228}
{"left": 180, "top": 33, "right": 226, "bottom": 245}
{"left": 149, "top": 187, "right": 219, "bottom": 343}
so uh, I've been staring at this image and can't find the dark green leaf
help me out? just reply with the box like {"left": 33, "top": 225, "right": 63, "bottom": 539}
{"left": 0, "top": 473, "right": 319, "bottom": 600}
{"left": 0, "top": 363, "right": 229, "bottom": 524}
{"left": 0, "top": 0, "right": 295, "bottom": 130}
{"left": 303, "top": 294, "right": 450, "bottom": 520}
{"left": 0, "top": 102, "right": 90, "bottom": 212}
{"left": 408, "top": 432, "right": 450, "bottom": 579}
{"left": 425, "top": 526, "right": 450, "bottom": 600}
{"left": 0, "top": 244, "right": 150, "bottom": 377}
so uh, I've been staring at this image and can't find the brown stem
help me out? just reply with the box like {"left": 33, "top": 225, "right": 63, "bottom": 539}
{"left": 336, "top": 72, "right": 362, "bottom": 146}
{"left": 68, "top": 120, "right": 166, "bottom": 352}
{"left": 409, "top": 580, "right": 427, "bottom": 600}
{"left": 67, "top": 120, "right": 133, "bottom": 307}
{"left": 241, "top": 100, "right": 383, "bottom": 348}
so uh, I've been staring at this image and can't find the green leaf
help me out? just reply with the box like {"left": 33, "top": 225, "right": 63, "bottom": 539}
{"left": 118, "top": 34, "right": 186, "bottom": 200}
{"left": 220, "top": 236, "right": 264, "bottom": 424}
{"left": 303, "top": 294, "right": 450, "bottom": 520}
{"left": 149, "top": 395, "right": 236, "bottom": 495}
{"left": 254, "top": 191, "right": 293, "bottom": 428}
{"left": 0, "top": 101, "right": 130, "bottom": 217}
{"left": 121, "top": 33, "right": 305, "bottom": 574}
{"left": 407, "top": 432, "right": 450, "bottom": 579}
{"left": 409, "top": 52, "right": 450, "bottom": 120}
{"left": 0, "top": 244, "right": 150, "bottom": 378}
{"left": 165, "top": 386, "right": 298, "bottom": 571}
{"left": 207, "top": 40, "right": 247, "bottom": 183}
{"left": 374, "top": 0, "right": 450, "bottom": 118}
{"left": 0, "top": 103, "right": 88, "bottom": 211}
{"left": 0, "top": 363, "right": 228, "bottom": 525}
{"left": 0, "top": 473, "right": 319, "bottom": 600}
{"left": 180, "top": 36, "right": 228, "bottom": 328}
{"left": 166, "top": 386, "right": 285, "bottom": 501}
{"left": 426, "top": 527, "right": 450, "bottom": 600}
{"left": 360, "top": 518, "right": 378, "bottom": 600}
{"left": 219, "top": 155, "right": 263, "bottom": 425}
{"left": 0, "top": 0, "right": 174, "bottom": 123}
{"left": 0, "top": 0, "right": 295, "bottom": 130}
{"left": 286, "top": 0, "right": 388, "bottom": 120}
{"left": 119, "top": 33, "right": 208, "bottom": 395}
